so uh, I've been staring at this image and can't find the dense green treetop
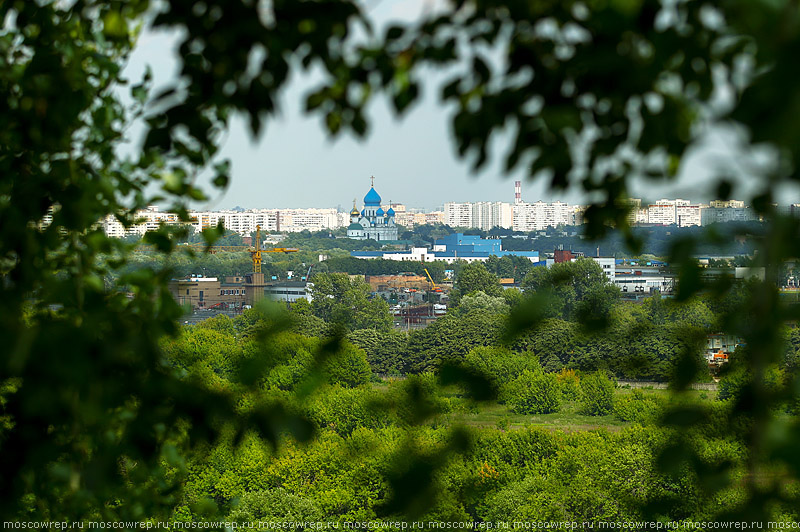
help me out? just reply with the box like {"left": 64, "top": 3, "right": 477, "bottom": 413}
{"left": 451, "top": 262, "right": 503, "bottom": 306}
{"left": 309, "top": 273, "right": 392, "bottom": 332}
{"left": 521, "top": 258, "right": 619, "bottom": 323}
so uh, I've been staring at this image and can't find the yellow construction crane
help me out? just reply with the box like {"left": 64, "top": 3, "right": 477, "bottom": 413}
{"left": 181, "top": 226, "right": 298, "bottom": 273}
{"left": 422, "top": 265, "right": 442, "bottom": 293}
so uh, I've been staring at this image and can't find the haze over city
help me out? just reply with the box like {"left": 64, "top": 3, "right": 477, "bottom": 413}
{"left": 124, "top": 1, "right": 781, "bottom": 212}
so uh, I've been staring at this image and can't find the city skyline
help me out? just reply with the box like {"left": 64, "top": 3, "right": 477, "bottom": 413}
{"left": 102, "top": 193, "right": 769, "bottom": 239}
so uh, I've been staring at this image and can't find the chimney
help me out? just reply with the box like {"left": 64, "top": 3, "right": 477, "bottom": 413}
{"left": 514, "top": 181, "right": 522, "bottom": 205}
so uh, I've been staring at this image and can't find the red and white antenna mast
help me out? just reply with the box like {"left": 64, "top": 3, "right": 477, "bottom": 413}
{"left": 514, "top": 181, "right": 522, "bottom": 204}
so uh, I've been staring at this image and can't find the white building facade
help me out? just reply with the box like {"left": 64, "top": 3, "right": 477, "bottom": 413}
{"left": 512, "top": 201, "right": 576, "bottom": 231}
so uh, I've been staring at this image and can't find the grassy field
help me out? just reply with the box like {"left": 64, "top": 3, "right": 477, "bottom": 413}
{"left": 370, "top": 380, "right": 718, "bottom": 432}
{"left": 438, "top": 400, "right": 628, "bottom": 431}
{"left": 444, "top": 388, "right": 716, "bottom": 431}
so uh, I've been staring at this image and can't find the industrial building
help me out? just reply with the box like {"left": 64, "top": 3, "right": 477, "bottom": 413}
{"left": 351, "top": 234, "right": 540, "bottom": 263}
{"left": 169, "top": 275, "right": 249, "bottom": 309}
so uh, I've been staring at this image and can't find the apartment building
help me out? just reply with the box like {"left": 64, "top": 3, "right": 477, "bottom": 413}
{"left": 512, "top": 201, "right": 576, "bottom": 231}
{"left": 102, "top": 206, "right": 182, "bottom": 238}
{"left": 646, "top": 199, "right": 701, "bottom": 227}
{"left": 472, "top": 202, "right": 514, "bottom": 230}
{"left": 444, "top": 202, "right": 474, "bottom": 228}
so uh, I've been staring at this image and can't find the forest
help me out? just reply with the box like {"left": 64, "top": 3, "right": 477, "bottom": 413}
{"left": 151, "top": 261, "right": 800, "bottom": 524}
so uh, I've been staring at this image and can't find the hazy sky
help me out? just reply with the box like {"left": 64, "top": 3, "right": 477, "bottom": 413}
{"left": 124, "top": 0, "right": 782, "bottom": 212}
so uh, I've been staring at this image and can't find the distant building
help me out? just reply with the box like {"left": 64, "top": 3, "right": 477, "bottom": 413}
{"left": 169, "top": 275, "right": 248, "bottom": 309}
{"left": 553, "top": 249, "right": 574, "bottom": 263}
{"left": 532, "top": 258, "right": 676, "bottom": 295}
{"left": 593, "top": 257, "right": 616, "bottom": 282}
{"left": 709, "top": 200, "right": 745, "bottom": 209}
{"left": 646, "top": 199, "right": 701, "bottom": 227}
{"left": 701, "top": 206, "right": 757, "bottom": 225}
{"left": 264, "top": 281, "right": 312, "bottom": 303}
{"left": 444, "top": 202, "right": 473, "bottom": 228}
{"left": 676, "top": 204, "right": 701, "bottom": 227}
{"left": 433, "top": 233, "right": 502, "bottom": 254}
{"left": 706, "top": 333, "right": 741, "bottom": 365}
{"left": 425, "top": 211, "right": 445, "bottom": 225}
{"left": 512, "top": 200, "right": 579, "bottom": 231}
{"left": 351, "top": 233, "right": 539, "bottom": 264}
{"left": 103, "top": 206, "right": 183, "bottom": 238}
{"left": 103, "top": 206, "right": 345, "bottom": 238}
{"left": 620, "top": 198, "right": 642, "bottom": 226}
{"left": 474, "top": 201, "right": 514, "bottom": 230}
{"left": 365, "top": 274, "right": 429, "bottom": 292}
{"left": 444, "top": 201, "right": 513, "bottom": 230}
{"left": 347, "top": 178, "right": 399, "bottom": 241}
{"left": 647, "top": 199, "right": 680, "bottom": 225}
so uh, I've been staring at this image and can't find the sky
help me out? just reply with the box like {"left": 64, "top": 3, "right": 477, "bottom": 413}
{"left": 123, "top": 0, "right": 785, "bottom": 212}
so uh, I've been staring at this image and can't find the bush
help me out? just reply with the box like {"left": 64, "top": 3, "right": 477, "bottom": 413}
{"left": 323, "top": 341, "right": 372, "bottom": 388}
{"left": 227, "top": 488, "right": 322, "bottom": 523}
{"left": 306, "top": 385, "right": 388, "bottom": 435}
{"left": 503, "top": 370, "right": 562, "bottom": 415}
{"left": 579, "top": 372, "right": 615, "bottom": 416}
{"left": 557, "top": 369, "right": 581, "bottom": 401}
{"left": 613, "top": 389, "right": 664, "bottom": 424}
{"left": 465, "top": 346, "right": 541, "bottom": 388}
{"left": 390, "top": 373, "right": 454, "bottom": 424}
{"left": 717, "top": 365, "right": 783, "bottom": 404}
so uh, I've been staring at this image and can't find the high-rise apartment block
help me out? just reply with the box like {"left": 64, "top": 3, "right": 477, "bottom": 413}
{"left": 444, "top": 202, "right": 474, "bottom": 228}
{"left": 646, "top": 199, "right": 702, "bottom": 227}
{"left": 512, "top": 200, "right": 578, "bottom": 231}
{"left": 474, "top": 202, "right": 514, "bottom": 230}
{"left": 103, "top": 206, "right": 343, "bottom": 238}
{"left": 701, "top": 205, "right": 758, "bottom": 225}
{"left": 443, "top": 201, "right": 513, "bottom": 230}
{"left": 102, "top": 206, "right": 182, "bottom": 238}
{"left": 709, "top": 200, "right": 745, "bottom": 209}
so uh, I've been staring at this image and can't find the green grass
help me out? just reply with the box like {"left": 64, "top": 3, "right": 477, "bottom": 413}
{"left": 439, "top": 400, "right": 627, "bottom": 431}
{"left": 371, "top": 379, "right": 719, "bottom": 432}
{"left": 446, "top": 386, "right": 715, "bottom": 431}
{"left": 614, "top": 387, "right": 716, "bottom": 402}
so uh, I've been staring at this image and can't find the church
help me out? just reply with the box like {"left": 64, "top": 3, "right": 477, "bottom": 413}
{"left": 347, "top": 177, "right": 398, "bottom": 241}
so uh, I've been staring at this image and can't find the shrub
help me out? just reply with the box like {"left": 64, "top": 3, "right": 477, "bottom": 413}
{"left": 391, "top": 373, "right": 454, "bottom": 424}
{"left": 305, "top": 385, "right": 388, "bottom": 435}
{"left": 503, "top": 370, "right": 562, "bottom": 415}
{"left": 323, "top": 341, "right": 372, "bottom": 388}
{"left": 579, "top": 372, "right": 615, "bottom": 416}
{"left": 557, "top": 368, "right": 581, "bottom": 401}
{"left": 613, "top": 389, "right": 664, "bottom": 424}
{"left": 227, "top": 488, "right": 322, "bottom": 523}
{"left": 464, "top": 346, "right": 541, "bottom": 388}
{"left": 718, "top": 365, "right": 783, "bottom": 403}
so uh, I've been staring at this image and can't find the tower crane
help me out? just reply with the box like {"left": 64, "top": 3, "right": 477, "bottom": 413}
{"left": 181, "top": 225, "right": 298, "bottom": 273}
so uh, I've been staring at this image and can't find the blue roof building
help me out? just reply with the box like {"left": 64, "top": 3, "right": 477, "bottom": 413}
{"left": 350, "top": 234, "right": 539, "bottom": 263}
{"left": 363, "top": 186, "right": 382, "bottom": 206}
{"left": 346, "top": 176, "right": 398, "bottom": 241}
{"left": 434, "top": 233, "right": 503, "bottom": 254}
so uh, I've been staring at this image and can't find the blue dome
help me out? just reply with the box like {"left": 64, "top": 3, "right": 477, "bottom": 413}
{"left": 376, "top": 207, "right": 385, "bottom": 217}
{"left": 361, "top": 209, "right": 365, "bottom": 217}
{"left": 363, "top": 186, "right": 382, "bottom": 206}
{"left": 386, "top": 208, "right": 395, "bottom": 216}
